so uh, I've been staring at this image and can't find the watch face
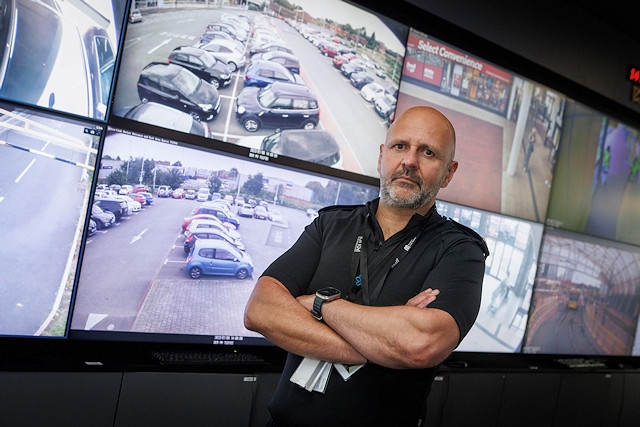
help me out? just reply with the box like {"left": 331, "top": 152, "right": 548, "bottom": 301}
{"left": 318, "top": 287, "right": 341, "bottom": 297}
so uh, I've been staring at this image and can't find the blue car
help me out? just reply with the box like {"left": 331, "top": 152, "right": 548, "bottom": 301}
{"left": 186, "top": 239, "right": 254, "bottom": 279}
{"left": 244, "top": 60, "right": 304, "bottom": 88}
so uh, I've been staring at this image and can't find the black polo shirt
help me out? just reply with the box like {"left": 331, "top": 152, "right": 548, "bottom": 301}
{"left": 263, "top": 199, "right": 487, "bottom": 426}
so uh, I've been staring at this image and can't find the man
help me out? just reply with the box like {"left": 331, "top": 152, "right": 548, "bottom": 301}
{"left": 244, "top": 106, "right": 488, "bottom": 426}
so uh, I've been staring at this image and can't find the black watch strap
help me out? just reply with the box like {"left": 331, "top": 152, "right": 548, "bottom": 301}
{"left": 312, "top": 296, "right": 324, "bottom": 320}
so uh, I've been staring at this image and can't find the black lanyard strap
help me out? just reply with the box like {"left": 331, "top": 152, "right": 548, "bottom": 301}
{"left": 348, "top": 215, "right": 424, "bottom": 305}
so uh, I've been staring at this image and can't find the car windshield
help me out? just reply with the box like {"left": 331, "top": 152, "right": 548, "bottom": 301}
{"left": 257, "top": 86, "right": 277, "bottom": 107}
{"left": 198, "top": 51, "right": 217, "bottom": 68}
{"left": 171, "top": 68, "right": 201, "bottom": 96}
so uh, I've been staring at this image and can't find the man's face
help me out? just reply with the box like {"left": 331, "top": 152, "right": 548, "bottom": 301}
{"left": 377, "top": 109, "right": 458, "bottom": 210}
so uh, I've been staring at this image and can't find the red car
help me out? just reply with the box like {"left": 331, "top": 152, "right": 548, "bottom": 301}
{"left": 130, "top": 193, "right": 146, "bottom": 205}
{"left": 182, "top": 214, "right": 220, "bottom": 232}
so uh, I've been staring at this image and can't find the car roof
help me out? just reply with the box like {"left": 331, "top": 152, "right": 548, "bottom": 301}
{"left": 142, "top": 62, "right": 183, "bottom": 78}
{"left": 248, "top": 60, "right": 291, "bottom": 72}
{"left": 262, "top": 50, "right": 298, "bottom": 61}
{"left": 266, "top": 81, "right": 316, "bottom": 99}
{"left": 193, "top": 237, "right": 241, "bottom": 254}
{"left": 172, "top": 46, "right": 210, "bottom": 57}
{"left": 126, "top": 102, "right": 196, "bottom": 128}
{"left": 274, "top": 130, "right": 339, "bottom": 159}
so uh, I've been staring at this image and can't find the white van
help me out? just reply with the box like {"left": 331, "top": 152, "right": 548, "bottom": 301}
{"left": 197, "top": 187, "right": 210, "bottom": 202}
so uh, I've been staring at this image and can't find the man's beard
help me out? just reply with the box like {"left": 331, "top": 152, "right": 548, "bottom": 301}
{"left": 380, "top": 168, "right": 441, "bottom": 209}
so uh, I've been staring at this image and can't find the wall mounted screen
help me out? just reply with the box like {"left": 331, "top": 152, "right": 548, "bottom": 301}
{"left": 111, "top": 0, "right": 406, "bottom": 178}
{"left": 0, "top": 0, "right": 126, "bottom": 121}
{"left": 69, "top": 124, "right": 379, "bottom": 345}
{"left": 0, "top": 101, "right": 104, "bottom": 337}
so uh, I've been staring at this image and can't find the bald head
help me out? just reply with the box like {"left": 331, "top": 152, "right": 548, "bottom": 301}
{"left": 389, "top": 106, "right": 457, "bottom": 162}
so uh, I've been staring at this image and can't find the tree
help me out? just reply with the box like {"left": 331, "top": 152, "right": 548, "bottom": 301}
{"left": 106, "top": 169, "right": 128, "bottom": 186}
{"left": 243, "top": 173, "right": 264, "bottom": 197}
{"left": 208, "top": 175, "right": 222, "bottom": 193}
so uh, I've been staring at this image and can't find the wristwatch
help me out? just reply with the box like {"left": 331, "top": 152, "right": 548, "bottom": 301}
{"left": 311, "top": 287, "right": 341, "bottom": 321}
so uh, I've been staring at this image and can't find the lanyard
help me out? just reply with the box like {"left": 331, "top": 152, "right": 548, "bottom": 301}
{"left": 347, "top": 214, "right": 424, "bottom": 305}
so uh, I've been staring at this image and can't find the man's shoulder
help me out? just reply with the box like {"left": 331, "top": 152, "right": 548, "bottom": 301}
{"left": 437, "top": 217, "right": 490, "bottom": 259}
{"left": 318, "top": 204, "right": 365, "bottom": 214}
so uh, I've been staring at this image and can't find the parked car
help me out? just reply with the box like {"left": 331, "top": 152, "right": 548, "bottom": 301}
{"left": 87, "top": 219, "right": 97, "bottom": 236}
{"left": 237, "top": 203, "right": 254, "bottom": 217}
{"left": 204, "top": 22, "right": 247, "bottom": 43}
{"left": 253, "top": 205, "right": 268, "bottom": 220}
{"left": 350, "top": 71, "right": 374, "bottom": 89}
{"left": 186, "top": 239, "right": 254, "bottom": 279}
{"left": 183, "top": 228, "right": 245, "bottom": 254}
{"left": 244, "top": 60, "right": 304, "bottom": 88}
{"left": 193, "top": 39, "right": 246, "bottom": 72}
{"left": 360, "top": 82, "right": 386, "bottom": 102}
{"left": 236, "top": 129, "right": 341, "bottom": 167}
{"left": 118, "top": 184, "right": 133, "bottom": 195}
{"left": 125, "top": 102, "right": 212, "bottom": 138}
{"left": 129, "top": 9, "right": 142, "bottom": 23}
{"left": 191, "top": 205, "right": 240, "bottom": 229}
{"left": 168, "top": 46, "right": 232, "bottom": 90}
{"left": 250, "top": 51, "right": 300, "bottom": 74}
{"left": 157, "top": 185, "right": 172, "bottom": 197}
{"left": 320, "top": 42, "right": 343, "bottom": 58}
{"left": 172, "top": 188, "right": 185, "bottom": 199}
{"left": 341, "top": 59, "right": 366, "bottom": 77}
{"left": 136, "top": 62, "right": 221, "bottom": 121}
{"left": 91, "top": 205, "right": 116, "bottom": 229}
{"left": 197, "top": 187, "right": 210, "bottom": 202}
{"left": 137, "top": 192, "right": 154, "bottom": 205}
{"left": 249, "top": 42, "right": 293, "bottom": 57}
{"left": 130, "top": 193, "right": 147, "bottom": 205}
{"left": 235, "top": 82, "right": 319, "bottom": 132}
{"left": 184, "top": 219, "right": 241, "bottom": 241}
{"left": 93, "top": 199, "right": 128, "bottom": 221}
{"left": 374, "top": 93, "right": 397, "bottom": 118}
{"left": 184, "top": 189, "right": 197, "bottom": 200}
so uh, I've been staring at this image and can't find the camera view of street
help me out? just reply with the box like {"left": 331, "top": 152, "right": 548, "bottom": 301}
{"left": 0, "top": 103, "right": 102, "bottom": 336}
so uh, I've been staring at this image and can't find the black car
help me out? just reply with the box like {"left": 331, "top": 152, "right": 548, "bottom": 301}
{"left": 238, "top": 129, "right": 341, "bottom": 167}
{"left": 93, "top": 199, "right": 128, "bottom": 221}
{"left": 235, "top": 82, "right": 319, "bottom": 132}
{"left": 91, "top": 205, "right": 115, "bottom": 229}
{"left": 250, "top": 51, "right": 300, "bottom": 74}
{"left": 137, "top": 62, "right": 221, "bottom": 121}
{"left": 350, "top": 71, "right": 374, "bottom": 89}
{"left": 340, "top": 60, "right": 366, "bottom": 77}
{"left": 168, "top": 46, "right": 232, "bottom": 90}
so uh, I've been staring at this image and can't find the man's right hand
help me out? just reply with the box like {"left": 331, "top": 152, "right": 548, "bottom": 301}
{"left": 405, "top": 288, "right": 440, "bottom": 309}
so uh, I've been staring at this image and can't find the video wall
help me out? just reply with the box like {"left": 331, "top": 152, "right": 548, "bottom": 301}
{"left": 1, "top": 0, "right": 640, "bottom": 359}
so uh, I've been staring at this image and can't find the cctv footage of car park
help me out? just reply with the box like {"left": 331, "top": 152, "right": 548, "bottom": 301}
{"left": 111, "top": 0, "right": 406, "bottom": 178}
{"left": 70, "top": 128, "right": 379, "bottom": 338}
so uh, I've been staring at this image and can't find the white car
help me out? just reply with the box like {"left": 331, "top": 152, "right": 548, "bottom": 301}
{"left": 194, "top": 39, "right": 246, "bottom": 72}
{"left": 237, "top": 203, "right": 254, "bottom": 217}
{"left": 197, "top": 187, "right": 210, "bottom": 202}
{"left": 360, "top": 82, "right": 386, "bottom": 102}
{"left": 185, "top": 219, "right": 241, "bottom": 240}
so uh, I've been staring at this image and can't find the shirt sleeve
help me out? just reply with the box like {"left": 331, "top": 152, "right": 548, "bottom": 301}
{"left": 422, "top": 236, "right": 486, "bottom": 343}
